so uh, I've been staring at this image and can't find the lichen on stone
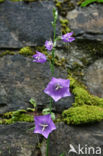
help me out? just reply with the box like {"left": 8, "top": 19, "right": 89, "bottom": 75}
{"left": 62, "top": 105, "right": 103, "bottom": 125}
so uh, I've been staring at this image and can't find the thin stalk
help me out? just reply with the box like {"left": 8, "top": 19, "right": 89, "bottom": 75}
{"left": 50, "top": 98, "right": 53, "bottom": 113}
{"left": 51, "top": 23, "right": 56, "bottom": 76}
{"left": 46, "top": 136, "right": 50, "bottom": 156}
{"left": 46, "top": 10, "right": 57, "bottom": 156}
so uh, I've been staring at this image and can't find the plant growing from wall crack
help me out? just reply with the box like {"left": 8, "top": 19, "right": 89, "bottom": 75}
{"left": 32, "top": 7, "right": 75, "bottom": 156}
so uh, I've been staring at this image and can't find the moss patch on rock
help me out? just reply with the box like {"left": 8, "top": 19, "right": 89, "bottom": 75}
{"left": 61, "top": 76, "right": 103, "bottom": 125}
{"left": 19, "top": 46, "right": 48, "bottom": 56}
{"left": 77, "top": 0, "right": 85, "bottom": 5}
{"left": 55, "top": 0, "right": 75, "bottom": 17}
{"left": 69, "top": 76, "right": 103, "bottom": 107}
{"left": 0, "top": 50, "right": 15, "bottom": 57}
{"left": 76, "top": 40, "right": 103, "bottom": 57}
{"left": 0, "top": 0, "right": 38, "bottom": 2}
{"left": 10, "top": 0, "right": 38, "bottom": 2}
{"left": 0, "top": 109, "right": 35, "bottom": 124}
{"left": 0, "top": 0, "right": 5, "bottom": 3}
{"left": 60, "top": 18, "right": 70, "bottom": 34}
{"left": 19, "top": 46, "right": 34, "bottom": 56}
{"left": 62, "top": 105, "right": 103, "bottom": 125}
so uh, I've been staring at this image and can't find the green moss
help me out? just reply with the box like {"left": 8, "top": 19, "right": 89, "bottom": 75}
{"left": 55, "top": 0, "right": 75, "bottom": 17}
{"left": 19, "top": 46, "right": 48, "bottom": 57}
{"left": 77, "top": 40, "right": 103, "bottom": 58}
{"left": 59, "top": 76, "right": 103, "bottom": 125}
{"left": 62, "top": 105, "right": 103, "bottom": 125}
{"left": 0, "top": 0, "right": 5, "bottom": 3}
{"left": 0, "top": 120, "right": 3, "bottom": 124}
{"left": 3, "top": 119, "right": 13, "bottom": 124}
{"left": 0, "top": 51, "right": 15, "bottom": 57}
{"left": 19, "top": 46, "right": 34, "bottom": 56}
{"left": 60, "top": 18, "right": 71, "bottom": 34}
{"left": 0, "top": 109, "right": 34, "bottom": 124}
{"left": 11, "top": 110, "right": 34, "bottom": 122}
{"left": 69, "top": 76, "right": 103, "bottom": 107}
{"left": 10, "top": 0, "right": 38, "bottom": 2}
{"left": 10, "top": 0, "right": 22, "bottom": 1}
{"left": 35, "top": 46, "right": 48, "bottom": 56}
{"left": 3, "top": 112, "right": 13, "bottom": 119}
{"left": 14, "top": 113, "right": 34, "bottom": 122}
{"left": 77, "top": 0, "right": 85, "bottom": 5}
{"left": 23, "top": 0, "right": 38, "bottom": 2}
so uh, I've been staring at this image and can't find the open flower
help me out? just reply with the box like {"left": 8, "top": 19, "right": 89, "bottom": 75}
{"left": 34, "top": 114, "right": 56, "bottom": 138}
{"left": 61, "top": 32, "right": 75, "bottom": 43}
{"left": 32, "top": 51, "right": 47, "bottom": 64}
{"left": 44, "top": 77, "right": 71, "bottom": 102}
{"left": 45, "top": 40, "right": 53, "bottom": 51}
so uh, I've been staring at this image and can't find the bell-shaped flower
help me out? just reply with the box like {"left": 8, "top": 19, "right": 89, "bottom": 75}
{"left": 32, "top": 51, "right": 47, "bottom": 64}
{"left": 34, "top": 114, "right": 56, "bottom": 138}
{"left": 44, "top": 77, "right": 71, "bottom": 102}
{"left": 61, "top": 32, "right": 75, "bottom": 43}
{"left": 45, "top": 40, "right": 53, "bottom": 51}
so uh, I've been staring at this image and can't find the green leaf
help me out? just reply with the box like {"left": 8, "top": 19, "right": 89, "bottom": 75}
{"left": 42, "top": 108, "right": 50, "bottom": 114}
{"left": 51, "top": 112, "right": 56, "bottom": 121}
{"left": 59, "top": 154, "right": 64, "bottom": 156}
{"left": 42, "top": 108, "right": 56, "bottom": 121}
{"left": 80, "top": 0, "right": 103, "bottom": 7}
{"left": 28, "top": 126, "right": 35, "bottom": 131}
{"left": 29, "top": 98, "right": 37, "bottom": 108}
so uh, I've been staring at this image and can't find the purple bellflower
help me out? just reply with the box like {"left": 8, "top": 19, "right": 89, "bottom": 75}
{"left": 34, "top": 114, "right": 56, "bottom": 138}
{"left": 61, "top": 32, "right": 75, "bottom": 43}
{"left": 32, "top": 51, "right": 47, "bottom": 64}
{"left": 44, "top": 77, "right": 71, "bottom": 102}
{"left": 45, "top": 40, "right": 53, "bottom": 51}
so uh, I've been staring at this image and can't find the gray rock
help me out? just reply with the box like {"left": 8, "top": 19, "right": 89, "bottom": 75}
{"left": 1, "top": 122, "right": 103, "bottom": 156}
{"left": 55, "top": 43, "right": 92, "bottom": 70}
{"left": 84, "top": 59, "right": 103, "bottom": 98}
{"left": 0, "top": 0, "right": 60, "bottom": 48}
{"left": 49, "top": 122, "right": 103, "bottom": 156}
{"left": 0, "top": 55, "right": 73, "bottom": 114}
{"left": 0, "top": 122, "right": 40, "bottom": 156}
{"left": 67, "top": 4, "right": 103, "bottom": 41}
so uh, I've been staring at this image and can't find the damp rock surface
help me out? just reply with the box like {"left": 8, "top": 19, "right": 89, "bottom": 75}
{"left": 84, "top": 59, "right": 103, "bottom": 98}
{"left": 0, "top": 0, "right": 60, "bottom": 48}
{"left": 49, "top": 122, "right": 103, "bottom": 156}
{"left": 67, "top": 4, "right": 103, "bottom": 41}
{"left": 0, "top": 55, "right": 73, "bottom": 114}
{"left": 0, "top": 122, "right": 39, "bottom": 156}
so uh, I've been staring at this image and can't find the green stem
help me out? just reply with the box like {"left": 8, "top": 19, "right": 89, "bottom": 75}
{"left": 51, "top": 48, "right": 55, "bottom": 75}
{"left": 46, "top": 10, "right": 57, "bottom": 156}
{"left": 46, "top": 136, "right": 50, "bottom": 156}
{"left": 51, "top": 23, "right": 56, "bottom": 76}
{"left": 50, "top": 98, "right": 53, "bottom": 113}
